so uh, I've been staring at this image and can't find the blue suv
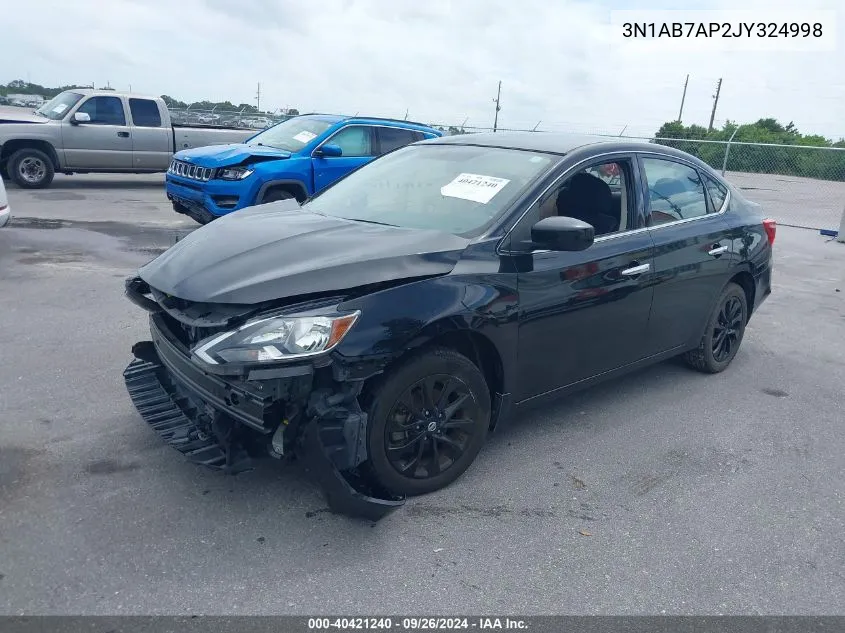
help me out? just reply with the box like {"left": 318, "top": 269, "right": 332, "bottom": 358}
{"left": 165, "top": 114, "right": 443, "bottom": 224}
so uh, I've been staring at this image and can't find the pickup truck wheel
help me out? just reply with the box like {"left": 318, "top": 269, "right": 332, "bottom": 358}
{"left": 365, "top": 348, "right": 491, "bottom": 496}
{"left": 9, "top": 148, "right": 55, "bottom": 189}
{"left": 261, "top": 188, "right": 294, "bottom": 204}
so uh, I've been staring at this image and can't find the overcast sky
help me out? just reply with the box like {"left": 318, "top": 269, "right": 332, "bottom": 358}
{"left": 3, "top": 0, "right": 843, "bottom": 139}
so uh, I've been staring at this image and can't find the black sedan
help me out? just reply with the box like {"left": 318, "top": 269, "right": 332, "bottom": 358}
{"left": 123, "top": 132, "right": 775, "bottom": 519}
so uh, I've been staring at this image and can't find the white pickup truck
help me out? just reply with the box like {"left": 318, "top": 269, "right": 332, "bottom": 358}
{"left": 0, "top": 89, "right": 256, "bottom": 189}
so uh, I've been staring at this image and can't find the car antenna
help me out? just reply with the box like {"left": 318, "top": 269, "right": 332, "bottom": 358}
{"left": 618, "top": 125, "right": 628, "bottom": 136}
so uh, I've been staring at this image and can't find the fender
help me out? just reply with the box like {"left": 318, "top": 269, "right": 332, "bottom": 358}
{"left": 333, "top": 272, "right": 520, "bottom": 403}
{"left": 0, "top": 137, "right": 62, "bottom": 170}
{"left": 256, "top": 178, "right": 309, "bottom": 203}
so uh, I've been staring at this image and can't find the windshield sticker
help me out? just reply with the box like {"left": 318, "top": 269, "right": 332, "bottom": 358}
{"left": 440, "top": 173, "right": 511, "bottom": 204}
{"left": 52, "top": 104, "right": 69, "bottom": 114}
{"left": 293, "top": 130, "right": 317, "bottom": 143}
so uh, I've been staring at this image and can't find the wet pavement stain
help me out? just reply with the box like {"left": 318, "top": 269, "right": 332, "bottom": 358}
{"left": 0, "top": 446, "right": 43, "bottom": 501}
{"left": 18, "top": 252, "right": 86, "bottom": 265}
{"left": 407, "top": 504, "right": 558, "bottom": 519}
{"left": 32, "top": 192, "right": 86, "bottom": 201}
{"left": 12, "top": 216, "right": 193, "bottom": 242}
{"left": 13, "top": 218, "right": 67, "bottom": 230}
{"left": 84, "top": 459, "right": 141, "bottom": 475}
{"left": 130, "top": 246, "right": 168, "bottom": 256}
{"left": 762, "top": 388, "right": 789, "bottom": 398}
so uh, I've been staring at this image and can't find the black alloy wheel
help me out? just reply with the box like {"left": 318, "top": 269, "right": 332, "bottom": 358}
{"left": 366, "top": 348, "right": 491, "bottom": 496}
{"left": 684, "top": 282, "right": 748, "bottom": 373}
{"left": 385, "top": 374, "right": 479, "bottom": 479}
{"left": 712, "top": 295, "right": 744, "bottom": 363}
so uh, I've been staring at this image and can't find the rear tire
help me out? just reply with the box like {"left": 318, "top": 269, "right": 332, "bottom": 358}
{"left": 365, "top": 348, "right": 491, "bottom": 496}
{"left": 8, "top": 148, "right": 55, "bottom": 189}
{"left": 684, "top": 282, "right": 748, "bottom": 373}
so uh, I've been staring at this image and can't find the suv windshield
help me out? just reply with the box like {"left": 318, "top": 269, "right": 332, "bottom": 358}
{"left": 247, "top": 116, "right": 336, "bottom": 151}
{"left": 36, "top": 91, "right": 85, "bottom": 120}
{"left": 303, "top": 144, "right": 557, "bottom": 236}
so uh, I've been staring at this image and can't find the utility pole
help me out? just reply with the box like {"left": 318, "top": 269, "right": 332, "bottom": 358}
{"left": 678, "top": 74, "right": 689, "bottom": 122}
{"left": 255, "top": 82, "right": 261, "bottom": 113}
{"left": 492, "top": 80, "right": 502, "bottom": 132}
{"left": 708, "top": 77, "right": 722, "bottom": 133}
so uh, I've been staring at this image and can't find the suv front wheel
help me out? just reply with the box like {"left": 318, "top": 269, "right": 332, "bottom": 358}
{"left": 260, "top": 188, "right": 294, "bottom": 204}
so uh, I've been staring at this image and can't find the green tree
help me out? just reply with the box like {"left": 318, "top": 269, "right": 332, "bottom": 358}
{"left": 653, "top": 118, "right": 845, "bottom": 182}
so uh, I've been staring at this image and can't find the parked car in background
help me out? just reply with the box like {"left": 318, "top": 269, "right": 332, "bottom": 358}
{"left": 0, "top": 90, "right": 256, "bottom": 189}
{"left": 164, "top": 114, "right": 443, "bottom": 224}
{"left": 124, "top": 132, "right": 775, "bottom": 519}
{"left": 0, "top": 176, "right": 10, "bottom": 227}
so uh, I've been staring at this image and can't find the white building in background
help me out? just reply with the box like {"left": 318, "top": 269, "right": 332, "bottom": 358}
{"left": 6, "top": 94, "right": 45, "bottom": 105}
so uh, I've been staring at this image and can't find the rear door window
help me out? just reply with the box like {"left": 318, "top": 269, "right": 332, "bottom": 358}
{"left": 703, "top": 174, "right": 729, "bottom": 212}
{"left": 641, "top": 157, "right": 709, "bottom": 225}
{"left": 377, "top": 127, "right": 422, "bottom": 154}
{"left": 129, "top": 99, "right": 162, "bottom": 127}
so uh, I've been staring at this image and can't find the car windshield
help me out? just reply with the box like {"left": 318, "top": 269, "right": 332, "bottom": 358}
{"left": 303, "top": 144, "right": 558, "bottom": 236}
{"left": 35, "top": 91, "right": 84, "bottom": 120}
{"left": 246, "top": 116, "right": 335, "bottom": 151}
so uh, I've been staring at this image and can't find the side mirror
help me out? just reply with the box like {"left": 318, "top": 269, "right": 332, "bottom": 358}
{"left": 531, "top": 216, "right": 595, "bottom": 251}
{"left": 71, "top": 112, "right": 91, "bottom": 124}
{"left": 315, "top": 143, "right": 342, "bottom": 158}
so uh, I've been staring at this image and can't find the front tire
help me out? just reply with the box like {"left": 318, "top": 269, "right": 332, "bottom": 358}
{"left": 684, "top": 282, "right": 748, "bottom": 373}
{"left": 365, "top": 348, "right": 491, "bottom": 496}
{"left": 260, "top": 188, "right": 294, "bottom": 204}
{"left": 8, "top": 148, "right": 55, "bottom": 189}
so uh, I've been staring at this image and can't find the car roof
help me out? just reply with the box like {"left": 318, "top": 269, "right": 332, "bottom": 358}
{"left": 296, "top": 113, "right": 440, "bottom": 133}
{"left": 423, "top": 131, "right": 640, "bottom": 154}
{"left": 418, "top": 131, "right": 721, "bottom": 173}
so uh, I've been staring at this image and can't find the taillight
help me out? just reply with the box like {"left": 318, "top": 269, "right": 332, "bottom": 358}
{"left": 763, "top": 218, "right": 776, "bottom": 245}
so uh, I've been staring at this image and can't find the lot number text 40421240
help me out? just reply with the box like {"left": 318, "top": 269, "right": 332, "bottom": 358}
{"left": 307, "top": 617, "right": 529, "bottom": 630}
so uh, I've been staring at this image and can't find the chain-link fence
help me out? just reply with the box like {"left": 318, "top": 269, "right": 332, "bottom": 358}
{"left": 635, "top": 136, "right": 844, "bottom": 232}
{"left": 165, "top": 106, "right": 845, "bottom": 231}
{"left": 167, "top": 107, "right": 291, "bottom": 130}
{"left": 431, "top": 123, "right": 845, "bottom": 232}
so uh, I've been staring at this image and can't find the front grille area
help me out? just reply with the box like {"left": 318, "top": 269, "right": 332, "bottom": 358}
{"left": 147, "top": 288, "right": 254, "bottom": 349}
{"left": 168, "top": 159, "right": 214, "bottom": 182}
{"left": 159, "top": 312, "right": 228, "bottom": 349}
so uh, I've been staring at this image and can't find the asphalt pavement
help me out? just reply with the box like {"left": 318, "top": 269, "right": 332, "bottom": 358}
{"left": 0, "top": 175, "right": 843, "bottom": 615}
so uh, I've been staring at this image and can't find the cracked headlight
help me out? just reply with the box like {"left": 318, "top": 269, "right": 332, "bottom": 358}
{"left": 217, "top": 166, "right": 254, "bottom": 180}
{"left": 192, "top": 311, "right": 360, "bottom": 365}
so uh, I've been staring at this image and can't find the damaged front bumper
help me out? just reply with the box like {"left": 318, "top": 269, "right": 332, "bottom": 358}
{"left": 122, "top": 314, "right": 405, "bottom": 521}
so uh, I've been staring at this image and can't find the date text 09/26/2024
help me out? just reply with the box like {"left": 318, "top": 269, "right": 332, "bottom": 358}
{"left": 308, "top": 618, "right": 528, "bottom": 630}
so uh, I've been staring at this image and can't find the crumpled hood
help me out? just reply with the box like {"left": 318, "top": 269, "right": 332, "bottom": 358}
{"left": 0, "top": 109, "right": 49, "bottom": 124}
{"left": 173, "top": 143, "right": 291, "bottom": 168}
{"left": 138, "top": 204, "right": 469, "bottom": 304}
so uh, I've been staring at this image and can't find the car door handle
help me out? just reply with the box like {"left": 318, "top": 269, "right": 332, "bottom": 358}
{"left": 708, "top": 244, "right": 728, "bottom": 257}
{"left": 117, "top": 131, "right": 130, "bottom": 138}
{"left": 620, "top": 263, "right": 650, "bottom": 276}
